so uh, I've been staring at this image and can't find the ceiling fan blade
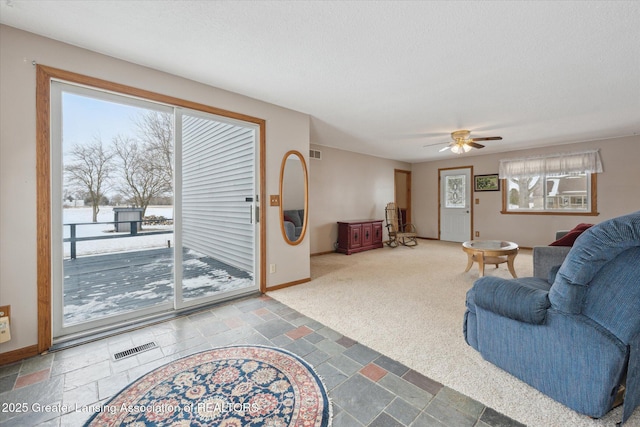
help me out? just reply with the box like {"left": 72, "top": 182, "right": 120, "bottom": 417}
{"left": 467, "top": 142, "right": 485, "bottom": 149}
{"left": 394, "top": 131, "right": 450, "bottom": 140}
{"left": 423, "top": 141, "right": 449, "bottom": 148}
{"left": 471, "top": 136, "right": 502, "bottom": 142}
{"left": 439, "top": 145, "right": 452, "bottom": 152}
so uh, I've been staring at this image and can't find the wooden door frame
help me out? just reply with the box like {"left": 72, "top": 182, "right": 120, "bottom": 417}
{"left": 437, "top": 166, "right": 474, "bottom": 241}
{"left": 394, "top": 169, "right": 412, "bottom": 224}
{"left": 36, "top": 65, "right": 266, "bottom": 353}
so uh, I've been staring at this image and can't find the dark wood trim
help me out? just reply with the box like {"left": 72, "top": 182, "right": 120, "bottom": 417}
{"left": 37, "top": 65, "right": 265, "bottom": 125}
{"left": 36, "top": 65, "right": 268, "bottom": 353}
{"left": 311, "top": 250, "right": 335, "bottom": 256}
{"left": 394, "top": 169, "right": 412, "bottom": 224}
{"left": 36, "top": 65, "right": 52, "bottom": 353}
{"left": 265, "top": 278, "right": 311, "bottom": 292}
{"left": 0, "top": 345, "right": 39, "bottom": 366}
{"left": 500, "top": 175, "right": 599, "bottom": 216}
{"left": 258, "top": 117, "right": 267, "bottom": 293}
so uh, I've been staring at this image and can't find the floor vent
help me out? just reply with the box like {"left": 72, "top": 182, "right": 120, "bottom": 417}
{"left": 309, "top": 149, "right": 322, "bottom": 160}
{"left": 113, "top": 342, "right": 157, "bottom": 361}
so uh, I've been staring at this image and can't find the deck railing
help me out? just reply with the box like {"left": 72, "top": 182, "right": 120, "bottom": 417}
{"left": 64, "top": 219, "right": 173, "bottom": 259}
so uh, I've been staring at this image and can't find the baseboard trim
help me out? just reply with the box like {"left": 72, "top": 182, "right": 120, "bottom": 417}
{"left": 0, "top": 344, "right": 39, "bottom": 366}
{"left": 266, "top": 277, "right": 311, "bottom": 291}
{"left": 311, "top": 250, "right": 335, "bottom": 256}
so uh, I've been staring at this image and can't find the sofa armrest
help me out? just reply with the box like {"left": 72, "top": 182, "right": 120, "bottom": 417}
{"left": 473, "top": 277, "right": 551, "bottom": 324}
{"left": 623, "top": 331, "right": 640, "bottom": 424}
{"left": 533, "top": 246, "right": 571, "bottom": 280}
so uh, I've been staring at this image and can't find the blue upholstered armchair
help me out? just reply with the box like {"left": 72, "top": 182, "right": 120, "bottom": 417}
{"left": 283, "top": 209, "right": 305, "bottom": 241}
{"left": 464, "top": 211, "right": 640, "bottom": 423}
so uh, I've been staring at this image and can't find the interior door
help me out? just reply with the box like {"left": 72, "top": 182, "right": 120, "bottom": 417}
{"left": 394, "top": 169, "right": 411, "bottom": 225}
{"left": 439, "top": 167, "right": 472, "bottom": 242}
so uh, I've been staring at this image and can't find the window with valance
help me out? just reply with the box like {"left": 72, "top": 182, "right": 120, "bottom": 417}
{"left": 499, "top": 149, "right": 602, "bottom": 215}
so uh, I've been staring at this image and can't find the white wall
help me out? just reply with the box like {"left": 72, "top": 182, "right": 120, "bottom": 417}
{"left": 0, "top": 25, "right": 310, "bottom": 354}
{"left": 412, "top": 135, "right": 640, "bottom": 247}
{"left": 308, "top": 144, "right": 411, "bottom": 254}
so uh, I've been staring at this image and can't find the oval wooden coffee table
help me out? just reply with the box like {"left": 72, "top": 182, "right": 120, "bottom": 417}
{"left": 462, "top": 240, "right": 519, "bottom": 278}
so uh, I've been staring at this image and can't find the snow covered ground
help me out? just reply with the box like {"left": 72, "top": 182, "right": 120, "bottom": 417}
{"left": 63, "top": 247, "right": 253, "bottom": 325}
{"left": 61, "top": 206, "right": 253, "bottom": 325}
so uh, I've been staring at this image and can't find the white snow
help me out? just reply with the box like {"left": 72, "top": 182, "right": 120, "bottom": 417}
{"left": 61, "top": 206, "right": 255, "bottom": 326}
{"left": 63, "top": 206, "right": 173, "bottom": 257}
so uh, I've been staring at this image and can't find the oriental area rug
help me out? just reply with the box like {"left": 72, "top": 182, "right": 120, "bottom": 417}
{"left": 84, "top": 345, "right": 332, "bottom": 427}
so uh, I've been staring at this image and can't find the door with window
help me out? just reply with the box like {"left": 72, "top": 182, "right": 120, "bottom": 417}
{"left": 439, "top": 167, "right": 472, "bottom": 242}
{"left": 51, "top": 81, "right": 260, "bottom": 342}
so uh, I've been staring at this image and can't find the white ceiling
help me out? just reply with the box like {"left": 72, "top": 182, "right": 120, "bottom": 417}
{"left": 1, "top": 1, "right": 639, "bottom": 163}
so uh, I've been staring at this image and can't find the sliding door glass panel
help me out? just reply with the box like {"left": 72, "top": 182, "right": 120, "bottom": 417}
{"left": 179, "top": 110, "right": 257, "bottom": 306}
{"left": 52, "top": 82, "right": 175, "bottom": 339}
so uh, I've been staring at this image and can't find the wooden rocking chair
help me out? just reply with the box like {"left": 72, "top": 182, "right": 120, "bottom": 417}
{"left": 385, "top": 202, "right": 418, "bottom": 248}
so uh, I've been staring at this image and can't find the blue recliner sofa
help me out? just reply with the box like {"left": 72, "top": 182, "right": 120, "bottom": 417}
{"left": 464, "top": 211, "right": 640, "bottom": 423}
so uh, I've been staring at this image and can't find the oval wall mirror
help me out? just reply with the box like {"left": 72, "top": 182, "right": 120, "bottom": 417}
{"left": 279, "top": 150, "right": 308, "bottom": 245}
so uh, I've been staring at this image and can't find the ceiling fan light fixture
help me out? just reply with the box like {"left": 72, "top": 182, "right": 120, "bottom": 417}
{"left": 430, "top": 129, "right": 502, "bottom": 154}
{"left": 450, "top": 140, "right": 472, "bottom": 154}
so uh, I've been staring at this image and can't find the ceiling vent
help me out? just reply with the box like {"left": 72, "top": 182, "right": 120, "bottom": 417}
{"left": 309, "top": 149, "right": 322, "bottom": 160}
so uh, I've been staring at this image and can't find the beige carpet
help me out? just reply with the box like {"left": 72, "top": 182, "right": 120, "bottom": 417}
{"left": 270, "top": 240, "right": 638, "bottom": 427}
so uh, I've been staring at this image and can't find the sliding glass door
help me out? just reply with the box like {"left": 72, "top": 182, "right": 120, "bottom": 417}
{"left": 176, "top": 110, "right": 258, "bottom": 308}
{"left": 51, "top": 82, "right": 259, "bottom": 342}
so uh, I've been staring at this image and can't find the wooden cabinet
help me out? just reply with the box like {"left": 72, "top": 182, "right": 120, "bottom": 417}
{"left": 337, "top": 219, "right": 384, "bottom": 255}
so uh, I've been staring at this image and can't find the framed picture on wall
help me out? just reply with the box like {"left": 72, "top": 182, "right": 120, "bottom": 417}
{"left": 474, "top": 174, "right": 500, "bottom": 192}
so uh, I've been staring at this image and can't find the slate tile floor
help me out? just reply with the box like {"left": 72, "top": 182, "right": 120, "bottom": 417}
{"left": 0, "top": 295, "right": 524, "bottom": 427}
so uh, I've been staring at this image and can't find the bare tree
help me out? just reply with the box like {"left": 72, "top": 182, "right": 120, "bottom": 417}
{"left": 112, "top": 135, "right": 172, "bottom": 219}
{"left": 134, "top": 111, "right": 173, "bottom": 192}
{"left": 64, "top": 139, "right": 114, "bottom": 222}
{"left": 509, "top": 176, "right": 541, "bottom": 208}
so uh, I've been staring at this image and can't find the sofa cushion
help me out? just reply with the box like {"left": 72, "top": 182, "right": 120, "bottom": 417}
{"left": 549, "top": 223, "right": 593, "bottom": 246}
{"left": 283, "top": 209, "right": 303, "bottom": 227}
{"left": 549, "top": 211, "right": 640, "bottom": 314}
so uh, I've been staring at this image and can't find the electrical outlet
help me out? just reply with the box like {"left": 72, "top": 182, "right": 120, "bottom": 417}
{"left": 269, "top": 264, "right": 276, "bottom": 274}
{"left": 475, "top": 231, "right": 480, "bottom": 237}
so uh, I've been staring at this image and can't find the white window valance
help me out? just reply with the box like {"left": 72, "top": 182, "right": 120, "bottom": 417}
{"left": 499, "top": 149, "right": 603, "bottom": 179}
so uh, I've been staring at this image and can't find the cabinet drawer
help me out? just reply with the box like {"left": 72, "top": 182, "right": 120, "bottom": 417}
{"left": 362, "top": 223, "right": 373, "bottom": 246}
{"left": 349, "top": 224, "right": 362, "bottom": 248}
{"left": 373, "top": 223, "right": 383, "bottom": 243}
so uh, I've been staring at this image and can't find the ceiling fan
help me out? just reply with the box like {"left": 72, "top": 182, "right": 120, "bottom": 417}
{"left": 425, "top": 130, "right": 502, "bottom": 154}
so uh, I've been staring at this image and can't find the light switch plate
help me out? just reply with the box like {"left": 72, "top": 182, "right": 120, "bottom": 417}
{"left": 270, "top": 195, "right": 280, "bottom": 206}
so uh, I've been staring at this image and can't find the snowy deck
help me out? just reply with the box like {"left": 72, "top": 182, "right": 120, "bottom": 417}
{"left": 62, "top": 247, "right": 253, "bottom": 324}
